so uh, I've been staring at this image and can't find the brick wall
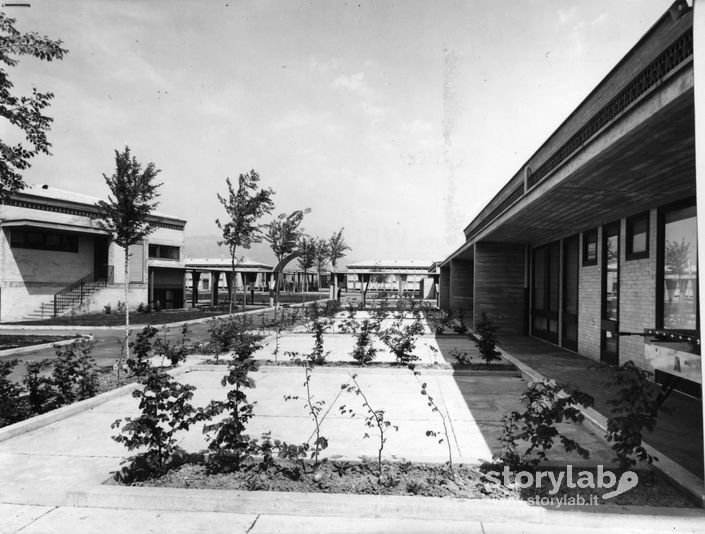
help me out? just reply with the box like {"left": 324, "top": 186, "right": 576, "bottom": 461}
{"left": 578, "top": 227, "right": 602, "bottom": 361}
{"left": 618, "top": 209, "right": 657, "bottom": 367}
{"left": 474, "top": 242, "right": 526, "bottom": 335}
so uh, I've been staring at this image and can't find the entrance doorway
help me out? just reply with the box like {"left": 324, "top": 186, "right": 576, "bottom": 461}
{"left": 562, "top": 235, "right": 579, "bottom": 351}
{"left": 532, "top": 241, "right": 560, "bottom": 344}
{"left": 601, "top": 223, "right": 620, "bottom": 365}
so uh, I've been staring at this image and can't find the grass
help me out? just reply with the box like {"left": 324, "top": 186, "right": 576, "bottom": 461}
{"left": 0, "top": 335, "right": 75, "bottom": 350}
{"left": 7, "top": 308, "right": 245, "bottom": 327}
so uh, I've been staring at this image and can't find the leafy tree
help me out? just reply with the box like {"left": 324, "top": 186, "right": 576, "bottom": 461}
{"left": 328, "top": 228, "right": 351, "bottom": 299}
{"left": 263, "top": 209, "right": 310, "bottom": 305}
{"left": 96, "top": 146, "right": 162, "bottom": 363}
{"left": 296, "top": 234, "right": 316, "bottom": 295}
{"left": 0, "top": 12, "right": 67, "bottom": 200}
{"left": 216, "top": 171, "right": 275, "bottom": 313}
{"left": 313, "top": 237, "right": 330, "bottom": 293}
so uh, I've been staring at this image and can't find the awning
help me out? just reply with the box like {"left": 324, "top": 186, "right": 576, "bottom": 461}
{"left": 0, "top": 219, "right": 110, "bottom": 236}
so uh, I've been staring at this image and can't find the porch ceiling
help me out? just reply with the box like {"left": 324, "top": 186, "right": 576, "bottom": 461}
{"left": 481, "top": 92, "right": 695, "bottom": 245}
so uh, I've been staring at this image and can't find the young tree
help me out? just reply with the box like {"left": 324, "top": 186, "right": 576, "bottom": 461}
{"left": 328, "top": 228, "right": 351, "bottom": 299}
{"left": 0, "top": 12, "right": 68, "bottom": 200}
{"left": 216, "top": 171, "right": 275, "bottom": 314}
{"left": 263, "top": 209, "right": 310, "bottom": 305}
{"left": 296, "top": 234, "right": 316, "bottom": 297}
{"left": 96, "top": 147, "right": 161, "bottom": 362}
{"left": 313, "top": 237, "right": 330, "bottom": 294}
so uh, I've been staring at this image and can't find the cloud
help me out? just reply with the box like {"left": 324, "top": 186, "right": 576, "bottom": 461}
{"left": 331, "top": 72, "right": 373, "bottom": 98}
{"left": 592, "top": 12, "right": 609, "bottom": 26}
{"left": 558, "top": 7, "right": 578, "bottom": 25}
{"left": 306, "top": 54, "right": 342, "bottom": 73}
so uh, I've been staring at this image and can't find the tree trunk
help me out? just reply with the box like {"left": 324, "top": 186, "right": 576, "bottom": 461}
{"left": 229, "top": 250, "right": 236, "bottom": 315}
{"left": 124, "top": 245, "right": 130, "bottom": 361}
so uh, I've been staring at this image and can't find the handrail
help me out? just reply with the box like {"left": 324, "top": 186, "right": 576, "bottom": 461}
{"left": 53, "top": 265, "right": 114, "bottom": 317}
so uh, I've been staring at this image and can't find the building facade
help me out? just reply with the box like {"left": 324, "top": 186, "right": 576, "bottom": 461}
{"left": 439, "top": 2, "right": 699, "bottom": 394}
{"left": 0, "top": 184, "right": 187, "bottom": 321}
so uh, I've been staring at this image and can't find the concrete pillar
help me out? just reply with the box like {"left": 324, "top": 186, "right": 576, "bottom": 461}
{"left": 361, "top": 273, "right": 371, "bottom": 308}
{"left": 473, "top": 241, "right": 526, "bottom": 334}
{"left": 450, "top": 259, "right": 474, "bottom": 321}
{"left": 211, "top": 271, "right": 220, "bottom": 306}
{"left": 397, "top": 274, "right": 407, "bottom": 298}
{"left": 692, "top": 0, "right": 705, "bottom": 483}
{"left": 225, "top": 272, "right": 232, "bottom": 305}
{"left": 148, "top": 268, "right": 154, "bottom": 304}
{"left": 439, "top": 265, "right": 450, "bottom": 311}
{"left": 191, "top": 271, "right": 201, "bottom": 308}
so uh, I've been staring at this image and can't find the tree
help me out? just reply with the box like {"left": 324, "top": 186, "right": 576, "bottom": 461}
{"left": 96, "top": 147, "right": 161, "bottom": 363}
{"left": 263, "top": 209, "right": 310, "bottom": 305}
{"left": 215, "top": 171, "right": 275, "bottom": 314}
{"left": 0, "top": 12, "right": 68, "bottom": 200}
{"left": 328, "top": 227, "right": 351, "bottom": 299}
{"left": 313, "top": 237, "right": 330, "bottom": 293}
{"left": 296, "top": 234, "right": 316, "bottom": 298}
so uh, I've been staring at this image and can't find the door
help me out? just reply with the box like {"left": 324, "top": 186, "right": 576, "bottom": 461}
{"left": 601, "top": 223, "right": 620, "bottom": 365}
{"left": 532, "top": 241, "right": 560, "bottom": 343}
{"left": 562, "top": 235, "right": 579, "bottom": 351}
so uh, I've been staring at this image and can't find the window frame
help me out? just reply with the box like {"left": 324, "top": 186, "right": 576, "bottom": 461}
{"left": 626, "top": 211, "right": 650, "bottom": 261}
{"left": 582, "top": 229, "right": 598, "bottom": 266}
{"left": 9, "top": 228, "right": 79, "bottom": 253}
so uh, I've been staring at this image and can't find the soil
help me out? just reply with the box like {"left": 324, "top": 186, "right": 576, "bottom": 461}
{"left": 6, "top": 309, "right": 245, "bottom": 327}
{"left": 127, "top": 458, "right": 695, "bottom": 507}
{"left": 0, "top": 335, "right": 74, "bottom": 350}
{"left": 202, "top": 359, "right": 453, "bottom": 370}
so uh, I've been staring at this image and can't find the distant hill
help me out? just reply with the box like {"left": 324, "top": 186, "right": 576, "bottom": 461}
{"left": 184, "top": 233, "right": 358, "bottom": 270}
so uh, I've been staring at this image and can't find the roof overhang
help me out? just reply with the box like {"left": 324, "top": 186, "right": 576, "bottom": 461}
{"left": 0, "top": 219, "right": 110, "bottom": 236}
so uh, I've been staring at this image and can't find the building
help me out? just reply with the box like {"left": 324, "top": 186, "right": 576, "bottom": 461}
{"left": 184, "top": 257, "right": 273, "bottom": 307}
{"left": 439, "top": 1, "right": 700, "bottom": 394}
{"left": 347, "top": 260, "right": 437, "bottom": 301}
{"left": 0, "top": 184, "right": 187, "bottom": 321}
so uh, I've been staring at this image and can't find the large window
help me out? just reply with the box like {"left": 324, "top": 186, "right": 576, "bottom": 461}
{"left": 660, "top": 202, "right": 697, "bottom": 331}
{"left": 626, "top": 212, "right": 649, "bottom": 260}
{"left": 148, "top": 244, "right": 180, "bottom": 260}
{"left": 10, "top": 229, "right": 78, "bottom": 253}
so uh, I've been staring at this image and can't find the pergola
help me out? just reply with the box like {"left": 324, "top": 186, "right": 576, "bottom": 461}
{"left": 184, "top": 257, "right": 273, "bottom": 307}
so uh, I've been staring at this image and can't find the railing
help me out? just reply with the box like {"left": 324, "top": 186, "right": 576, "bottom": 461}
{"left": 53, "top": 265, "right": 114, "bottom": 317}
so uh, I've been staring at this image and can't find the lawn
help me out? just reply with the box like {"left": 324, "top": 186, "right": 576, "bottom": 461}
{"left": 0, "top": 334, "right": 75, "bottom": 350}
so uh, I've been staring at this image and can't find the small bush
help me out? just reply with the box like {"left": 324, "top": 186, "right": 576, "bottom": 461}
{"left": 128, "top": 326, "right": 158, "bottom": 376}
{"left": 112, "top": 369, "right": 200, "bottom": 480}
{"left": 103, "top": 304, "right": 112, "bottom": 315}
{"left": 136, "top": 302, "right": 145, "bottom": 313}
{"left": 378, "top": 318, "right": 424, "bottom": 365}
{"left": 351, "top": 319, "right": 380, "bottom": 365}
{"left": 499, "top": 379, "right": 594, "bottom": 469}
{"left": 23, "top": 360, "right": 58, "bottom": 415}
{"left": 474, "top": 313, "right": 501, "bottom": 365}
{"left": 0, "top": 359, "right": 28, "bottom": 426}
{"left": 606, "top": 361, "right": 662, "bottom": 468}
{"left": 52, "top": 338, "right": 99, "bottom": 404}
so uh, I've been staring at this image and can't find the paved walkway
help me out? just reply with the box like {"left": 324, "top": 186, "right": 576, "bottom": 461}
{"left": 495, "top": 335, "right": 704, "bottom": 479}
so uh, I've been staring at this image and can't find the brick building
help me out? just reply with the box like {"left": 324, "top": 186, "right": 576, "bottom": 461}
{"left": 0, "top": 184, "right": 187, "bottom": 321}
{"left": 439, "top": 1, "right": 700, "bottom": 395}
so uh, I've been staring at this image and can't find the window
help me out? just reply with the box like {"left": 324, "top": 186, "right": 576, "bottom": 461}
{"left": 626, "top": 212, "right": 649, "bottom": 260}
{"left": 582, "top": 229, "right": 597, "bottom": 266}
{"left": 659, "top": 201, "right": 697, "bottom": 331}
{"left": 148, "top": 244, "right": 180, "bottom": 260}
{"left": 9, "top": 229, "right": 78, "bottom": 253}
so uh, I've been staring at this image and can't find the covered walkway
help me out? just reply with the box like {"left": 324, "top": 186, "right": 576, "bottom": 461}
{"left": 497, "top": 335, "right": 703, "bottom": 479}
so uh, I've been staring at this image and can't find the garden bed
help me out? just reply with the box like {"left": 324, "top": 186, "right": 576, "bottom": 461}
{"left": 6, "top": 308, "right": 246, "bottom": 327}
{"left": 123, "top": 459, "right": 695, "bottom": 507}
{"left": 0, "top": 334, "right": 74, "bottom": 350}
{"left": 201, "top": 358, "right": 452, "bottom": 370}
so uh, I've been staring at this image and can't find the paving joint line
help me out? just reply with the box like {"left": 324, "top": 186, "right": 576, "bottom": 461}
{"left": 13, "top": 504, "right": 58, "bottom": 533}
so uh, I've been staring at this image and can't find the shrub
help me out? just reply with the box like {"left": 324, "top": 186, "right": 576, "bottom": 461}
{"left": 136, "top": 302, "right": 145, "bottom": 313}
{"left": 128, "top": 326, "right": 158, "bottom": 376}
{"left": 284, "top": 364, "right": 328, "bottom": 467}
{"left": 0, "top": 359, "right": 28, "bottom": 426}
{"left": 499, "top": 379, "right": 594, "bottom": 469}
{"left": 474, "top": 313, "right": 501, "bottom": 365}
{"left": 154, "top": 324, "right": 191, "bottom": 366}
{"left": 378, "top": 318, "right": 424, "bottom": 365}
{"left": 201, "top": 357, "right": 260, "bottom": 471}
{"left": 112, "top": 369, "right": 199, "bottom": 479}
{"left": 52, "top": 338, "right": 99, "bottom": 404}
{"left": 453, "top": 308, "right": 468, "bottom": 335}
{"left": 308, "top": 319, "right": 329, "bottom": 366}
{"left": 103, "top": 304, "right": 112, "bottom": 315}
{"left": 351, "top": 319, "right": 380, "bottom": 365}
{"left": 606, "top": 361, "right": 662, "bottom": 468}
{"left": 23, "top": 360, "right": 57, "bottom": 414}
{"left": 116, "top": 301, "right": 126, "bottom": 314}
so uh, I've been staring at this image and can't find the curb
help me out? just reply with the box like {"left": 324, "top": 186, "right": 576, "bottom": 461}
{"left": 0, "top": 335, "right": 90, "bottom": 359}
{"left": 0, "top": 364, "right": 190, "bottom": 444}
{"left": 61, "top": 485, "right": 705, "bottom": 527}
{"left": 495, "top": 343, "right": 705, "bottom": 507}
{"left": 0, "top": 299, "right": 329, "bottom": 332}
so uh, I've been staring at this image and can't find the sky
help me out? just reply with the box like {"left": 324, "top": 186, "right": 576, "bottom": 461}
{"left": 4, "top": 0, "right": 672, "bottom": 264}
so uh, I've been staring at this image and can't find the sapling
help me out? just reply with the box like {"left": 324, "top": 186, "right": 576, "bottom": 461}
{"left": 52, "top": 337, "right": 99, "bottom": 404}
{"left": 350, "top": 319, "right": 380, "bottom": 365}
{"left": 128, "top": 325, "right": 158, "bottom": 376}
{"left": 339, "top": 373, "right": 398, "bottom": 481}
{"left": 111, "top": 369, "right": 199, "bottom": 479}
{"left": 606, "top": 361, "right": 662, "bottom": 468}
{"left": 378, "top": 318, "right": 424, "bottom": 365}
{"left": 474, "top": 313, "right": 501, "bottom": 365}
{"left": 23, "top": 359, "right": 57, "bottom": 414}
{"left": 499, "top": 379, "right": 594, "bottom": 469}
{"left": 411, "top": 365, "right": 455, "bottom": 480}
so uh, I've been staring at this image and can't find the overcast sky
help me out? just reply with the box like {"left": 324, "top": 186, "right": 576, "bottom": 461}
{"left": 6, "top": 0, "right": 670, "bottom": 262}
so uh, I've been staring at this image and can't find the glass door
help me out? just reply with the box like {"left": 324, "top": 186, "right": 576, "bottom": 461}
{"left": 562, "top": 235, "right": 579, "bottom": 351}
{"left": 532, "top": 241, "right": 560, "bottom": 344}
{"left": 601, "top": 223, "right": 620, "bottom": 365}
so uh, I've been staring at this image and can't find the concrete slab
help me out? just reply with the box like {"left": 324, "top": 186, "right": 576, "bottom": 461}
{"left": 0, "top": 503, "right": 55, "bottom": 533}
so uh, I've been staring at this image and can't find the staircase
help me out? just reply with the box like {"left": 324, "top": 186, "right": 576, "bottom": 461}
{"left": 21, "top": 266, "right": 115, "bottom": 321}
